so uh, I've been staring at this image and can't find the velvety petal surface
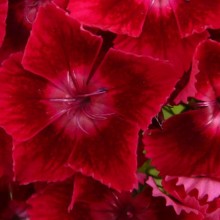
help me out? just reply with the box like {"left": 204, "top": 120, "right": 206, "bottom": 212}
{"left": 68, "top": 0, "right": 148, "bottom": 37}
{"left": 22, "top": 3, "right": 102, "bottom": 88}
{"left": 13, "top": 122, "right": 75, "bottom": 183}
{"left": 0, "top": 0, "right": 7, "bottom": 47}
{"left": 114, "top": 2, "right": 208, "bottom": 76}
{"left": 68, "top": 117, "right": 139, "bottom": 191}
{"left": 171, "top": 0, "right": 220, "bottom": 37}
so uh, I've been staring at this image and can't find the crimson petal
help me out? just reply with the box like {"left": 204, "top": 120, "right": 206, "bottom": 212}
{"left": 14, "top": 122, "right": 74, "bottom": 183}
{"left": 91, "top": 49, "right": 178, "bottom": 128}
{"left": 67, "top": 0, "right": 148, "bottom": 37}
{"left": 68, "top": 117, "right": 139, "bottom": 191}
{"left": 22, "top": 4, "right": 102, "bottom": 88}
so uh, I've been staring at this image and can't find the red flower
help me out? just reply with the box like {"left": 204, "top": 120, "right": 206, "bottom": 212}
{"left": 144, "top": 40, "right": 220, "bottom": 179}
{"left": 0, "top": 4, "right": 177, "bottom": 190}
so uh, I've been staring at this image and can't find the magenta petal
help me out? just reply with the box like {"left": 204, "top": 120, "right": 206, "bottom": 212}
{"left": 171, "top": 0, "right": 220, "bottom": 37}
{"left": 174, "top": 176, "right": 220, "bottom": 202}
{"left": 14, "top": 122, "right": 74, "bottom": 183}
{"left": 114, "top": 3, "right": 208, "bottom": 75}
{"left": 147, "top": 177, "right": 206, "bottom": 217}
{"left": 0, "top": 0, "right": 7, "bottom": 46}
{"left": 145, "top": 108, "right": 220, "bottom": 178}
{"left": 92, "top": 49, "right": 178, "bottom": 128}
{"left": 68, "top": 0, "right": 148, "bottom": 37}
{"left": 22, "top": 4, "right": 102, "bottom": 87}
{"left": 0, "top": 53, "right": 67, "bottom": 141}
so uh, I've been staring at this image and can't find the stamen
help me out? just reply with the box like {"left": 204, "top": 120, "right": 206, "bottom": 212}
{"left": 76, "top": 116, "right": 89, "bottom": 135}
{"left": 47, "top": 98, "right": 76, "bottom": 102}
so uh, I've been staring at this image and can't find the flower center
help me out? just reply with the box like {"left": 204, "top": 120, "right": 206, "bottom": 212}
{"left": 46, "top": 72, "right": 115, "bottom": 136}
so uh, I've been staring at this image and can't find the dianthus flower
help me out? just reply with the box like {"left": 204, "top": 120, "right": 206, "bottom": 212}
{"left": 0, "top": 4, "right": 177, "bottom": 191}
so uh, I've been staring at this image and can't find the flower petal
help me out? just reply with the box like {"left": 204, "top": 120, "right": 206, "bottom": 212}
{"left": 28, "top": 180, "right": 85, "bottom": 220}
{"left": 114, "top": 3, "right": 208, "bottom": 75}
{"left": 14, "top": 122, "right": 74, "bottom": 183}
{"left": 22, "top": 4, "right": 102, "bottom": 88}
{"left": 0, "top": 53, "right": 67, "bottom": 141}
{"left": 68, "top": 0, "right": 148, "bottom": 37}
{"left": 92, "top": 49, "right": 178, "bottom": 128}
{"left": 147, "top": 177, "right": 206, "bottom": 218}
{"left": 194, "top": 40, "right": 220, "bottom": 101}
{"left": 0, "top": 0, "right": 7, "bottom": 46}
{"left": 171, "top": 0, "right": 220, "bottom": 37}
{"left": 174, "top": 176, "right": 220, "bottom": 202}
{"left": 68, "top": 117, "right": 139, "bottom": 191}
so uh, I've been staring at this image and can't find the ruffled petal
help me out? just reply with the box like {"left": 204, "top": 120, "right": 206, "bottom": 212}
{"left": 173, "top": 176, "right": 220, "bottom": 202}
{"left": 147, "top": 177, "right": 206, "bottom": 218}
{"left": 22, "top": 3, "right": 102, "bottom": 88}
{"left": 68, "top": 0, "right": 148, "bottom": 37}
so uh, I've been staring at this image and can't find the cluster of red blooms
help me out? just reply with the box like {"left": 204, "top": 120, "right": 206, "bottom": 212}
{"left": 1, "top": 0, "right": 220, "bottom": 219}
